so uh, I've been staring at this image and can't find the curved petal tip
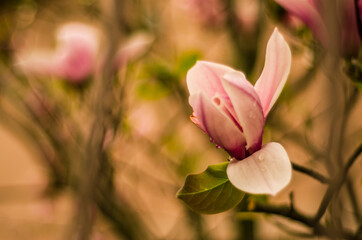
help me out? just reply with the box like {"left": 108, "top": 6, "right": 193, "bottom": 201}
{"left": 254, "top": 28, "right": 291, "bottom": 117}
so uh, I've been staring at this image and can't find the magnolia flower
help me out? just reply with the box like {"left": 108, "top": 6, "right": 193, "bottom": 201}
{"left": 52, "top": 23, "right": 99, "bottom": 83}
{"left": 275, "top": 0, "right": 361, "bottom": 57}
{"left": 16, "top": 22, "right": 99, "bottom": 84}
{"left": 186, "top": 29, "right": 292, "bottom": 195}
{"left": 16, "top": 23, "right": 154, "bottom": 83}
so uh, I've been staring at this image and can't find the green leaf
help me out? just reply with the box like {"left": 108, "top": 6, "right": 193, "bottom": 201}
{"left": 136, "top": 80, "right": 170, "bottom": 100}
{"left": 175, "top": 51, "right": 202, "bottom": 75}
{"left": 177, "top": 162, "right": 245, "bottom": 214}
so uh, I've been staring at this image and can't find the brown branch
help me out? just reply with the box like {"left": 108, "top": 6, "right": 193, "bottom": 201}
{"left": 292, "top": 162, "right": 331, "bottom": 184}
{"left": 314, "top": 144, "right": 362, "bottom": 222}
{"left": 249, "top": 202, "right": 355, "bottom": 239}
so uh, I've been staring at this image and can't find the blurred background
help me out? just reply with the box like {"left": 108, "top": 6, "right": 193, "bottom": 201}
{"left": 0, "top": 0, "right": 361, "bottom": 239}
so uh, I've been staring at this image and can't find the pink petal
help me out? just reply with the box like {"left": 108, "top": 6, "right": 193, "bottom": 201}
{"left": 254, "top": 28, "right": 291, "bottom": 117}
{"left": 227, "top": 142, "right": 292, "bottom": 196}
{"left": 15, "top": 51, "right": 57, "bottom": 76}
{"left": 222, "top": 72, "right": 264, "bottom": 154}
{"left": 186, "top": 61, "right": 235, "bottom": 99}
{"left": 190, "top": 113, "right": 207, "bottom": 133}
{"left": 53, "top": 22, "right": 99, "bottom": 82}
{"left": 53, "top": 43, "right": 95, "bottom": 82}
{"left": 56, "top": 23, "right": 99, "bottom": 53}
{"left": 189, "top": 92, "right": 246, "bottom": 159}
{"left": 275, "top": 0, "right": 327, "bottom": 46}
{"left": 116, "top": 32, "right": 154, "bottom": 67}
{"left": 338, "top": 0, "right": 361, "bottom": 56}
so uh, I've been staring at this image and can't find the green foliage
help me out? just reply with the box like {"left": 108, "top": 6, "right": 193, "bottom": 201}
{"left": 136, "top": 63, "right": 175, "bottom": 100}
{"left": 176, "top": 153, "right": 199, "bottom": 176}
{"left": 136, "top": 78, "right": 171, "bottom": 100}
{"left": 136, "top": 50, "right": 201, "bottom": 101}
{"left": 344, "top": 59, "right": 362, "bottom": 90}
{"left": 175, "top": 51, "right": 201, "bottom": 76}
{"left": 177, "top": 162, "right": 245, "bottom": 214}
{"left": 144, "top": 62, "right": 178, "bottom": 85}
{"left": 137, "top": 50, "right": 201, "bottom": 99}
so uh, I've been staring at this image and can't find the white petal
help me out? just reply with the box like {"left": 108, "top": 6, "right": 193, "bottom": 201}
{"left": 227, "top": 142, "right": 292, "bottom": 195}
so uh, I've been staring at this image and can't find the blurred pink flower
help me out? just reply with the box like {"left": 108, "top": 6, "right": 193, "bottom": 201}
{"left": 16, "top": 23, "right": 153, "bottom": 83}
{"left": 115, "top": 32, "right": 154, "bottom": 68}
{"left": 275, "top": 0, "right": 361, "bottom": 57}
{"left": 236, "top": 0, "right": 259, "bottom": 32}
{"left": 186, "top": 29, "right": 292, "bottom": 195}
{"left": 16, "top": 22, "right": 99, "bottom": 84}
{"left": 180, "top": 0, "right": 225, "bottom": 26}
{"left": 52, "top": 23, "right": 99, "bottom": 83}
{"left": 180, "top": 0, "right": 260, "bottom": 32}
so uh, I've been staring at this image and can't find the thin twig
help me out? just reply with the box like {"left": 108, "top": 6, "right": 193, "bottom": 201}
{"left": 270, "top": 219, "right": 314, "bottom": 238}
{"left": 339, "top": 88, "right": 360, "bottom": 224}
{"left": 314, "top": 144, "right": 362, "bottom": 222}
{"left": 76, "top": 0, "right": 121, "bottom": 238}
{"left": 292, "top": 162, "right": 331, "bottom": 184}
{"left": 345, "top": 177, "right": 362, "bottom": 223}
{"left": 223, "top": 0, "right": 261, "bottom": 75}
{"left": 355, "top": 224, "right": 362, "bottom": 239}
{"left": 272, "top": 117, "right": 324, "bottom": 158}
{"left": 95, "top": 155, "right": 150, "bottom": 239}
{"left": 354, "top": 0, "right": 362, "bottom": 38}
{"left": 288, "top": 45, "right": 324, "bottom": 99}
{"left": 250, "top": 203, "right": 354, "bottom": 239}
{"left": 251, "top": 203, "right": 314, "bottom": 227}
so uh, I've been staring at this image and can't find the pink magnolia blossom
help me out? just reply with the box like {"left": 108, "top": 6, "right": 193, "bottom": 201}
{"left": 52, "top": 23, "right": 99, "bottom": 83}
{"left": 16, "top": 22, "right": 99, "bottom": 84}
{"left": 186, "top": 29, "right": 292, "bottom": 195}
{"left": 275, "top": 0, "right": 361, "bottom": 57}
{"left": 16, "top": 23, "right": 153, "bottom": 83}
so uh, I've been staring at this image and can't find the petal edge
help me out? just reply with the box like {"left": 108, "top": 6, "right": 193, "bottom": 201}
{"left": 254, "top": 28, "right": 291, "bottom": 117}
{"left": 189, "top": 92, "right": 246, "bottom": 159}
{"left": 227, "top": 142, "right": 292, "bottom": 196}
{"left": 222, "top": 72, "right": 264, "bottom": 154}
